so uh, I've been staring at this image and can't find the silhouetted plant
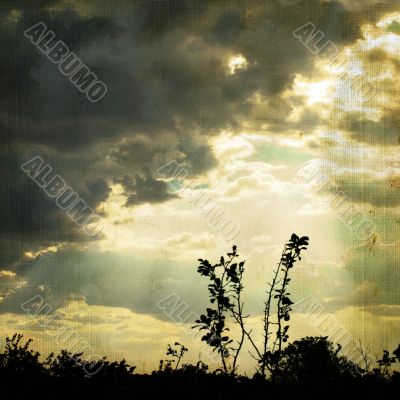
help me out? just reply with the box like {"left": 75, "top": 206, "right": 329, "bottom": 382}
{"left": 377, "top": 345, "right": 400, "bottom": 377}
{"left": 158, "top": 359, "right": 174, "bottom": 373}
{"left": 166, "top": 342, "right": 188, "bottom": 370}
{"left": 0, "top": 333, "right": 46, "bottom": 378}
{"left": 259, "top": 234, "right": 309, "bottom": 377}
{"left": 158, "top": 342, "right": 188, "bottom": 372}
{"left": 46, "top": 350, "right": 91, "bottom": 378}
{"left": 45, "top": 349, "right": 135, "bottom": 380}
{"left": 394, "top": 344, "right": 400, "bottom": 359}
{"left": 180, "top": 360, "right": 209, "bottom": 375}
{"left": 193, "top": 245, "right": 246, "bottom": 373}
{"left": 272, "top": 336, "right": 358, "bottom": 384}
{"left": 193, "top": 234, "right": 309, "bottom": 377}
{"left": 355, "top": 340, "right": 374, "bottom": 374}
{"left": 1, "top": 332, "right": 400, "bottom": 398}
{"left": 94, "top": 358, "right": 135, "bottom": 380}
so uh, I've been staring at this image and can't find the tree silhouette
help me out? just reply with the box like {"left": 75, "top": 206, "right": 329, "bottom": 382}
{"left": 0, "top": 334, "right": 47, "bottom": 379}
{"left": 272, "top": 336, "right": 358, "bottom": 385}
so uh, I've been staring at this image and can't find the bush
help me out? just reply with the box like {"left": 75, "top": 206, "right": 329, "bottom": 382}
{"left": 273, "top": 336, "right": 358, "bottom": 385}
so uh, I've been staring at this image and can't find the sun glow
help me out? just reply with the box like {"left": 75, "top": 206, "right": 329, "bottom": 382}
{"left": 292, "top": 75, "right": 333, "bottom": 106}
{"left": 228, "top": 55, "right": 248, "bottom": 74}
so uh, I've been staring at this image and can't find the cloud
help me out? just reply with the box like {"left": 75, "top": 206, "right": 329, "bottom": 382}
{"left": 339, "top": 112, "right": 400, "bottom": 147}
{"left": 119, "top": 173, "right": 177, "bottom": 207}
{"left": 0, "top": 0, "right": 392, "bottom": 261}
{"left": 0, "top": 247, "right": 211, "bottom": 320}
{"left": 332, "top": 175, "right": 400, "bottom": 208}
{"left": 343, "top": 240, "right": 400, "bottom": 307}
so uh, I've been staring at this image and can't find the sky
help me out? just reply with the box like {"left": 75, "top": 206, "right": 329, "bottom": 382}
{"left": 0, "top": 0, "right": 400, "bottom": 374}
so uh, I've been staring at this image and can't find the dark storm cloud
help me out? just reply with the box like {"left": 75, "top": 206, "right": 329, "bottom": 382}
{"left": 109, "top": 132, "right": 217, "bottom": 176}
{"left": 85, "top": 179, "right": 111, "bottom": 208}
{"left": 328, "top": 175, "right": 400, "bottom": 208}
{"left": 337, "top": 49, "right": 400, "bottom": 148}
{"left": 3, "top": 0, "right": 387, "bottom": 149}
{"left": 339, "top": 109, "right": 400, "bottom": 147}
{"left": 0, "top": 150, "right": 82, "bottom": 241}
{"left": 119, "top": 173, "right": 177, "bottom": 206}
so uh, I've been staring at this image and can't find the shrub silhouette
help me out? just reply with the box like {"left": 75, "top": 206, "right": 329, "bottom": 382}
{"left": 0, "top": 333, "right": 47, "bottom": 379}
{"left": 158, "top": 342, "right": 188, "bottom": 372}
{"left": 194, "top": 245, "right": 245, "bottom": 373}
{"left": 376, "top": 344, "right": 400, "bottom": 378}
{"left": 0, "top": 335, "right": 399, "bottom": 398}
{"left": 272, "top": 336, "right": 358, "bottom": 385}
{"left": 46, "top": 350, "right": 92, "bottom": 378}
{"left": 193, "top": 233, "right": 309, "bottom": 376}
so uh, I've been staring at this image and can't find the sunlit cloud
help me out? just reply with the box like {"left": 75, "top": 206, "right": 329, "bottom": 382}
{"left": 228, "top": 54, "right": 248, "bottom": 75}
